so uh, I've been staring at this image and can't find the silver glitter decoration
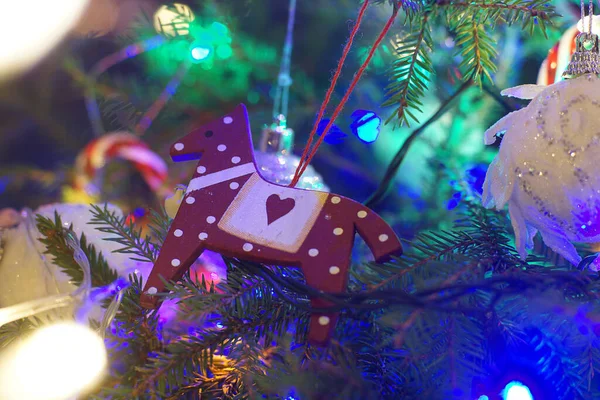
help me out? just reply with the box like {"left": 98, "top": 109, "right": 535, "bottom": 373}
{"left": 562, "top": 33, "right": 600, "bottom": 79}
{"left": 483, "top": 74, "right": 600, "bottom": 266}
{"left": 254, "top": 116, "right": 329, "bottom": 191}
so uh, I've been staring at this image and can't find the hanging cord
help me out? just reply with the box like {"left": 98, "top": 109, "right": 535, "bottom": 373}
{"left": 290, "top": 2, "right": 400, "bottom": 187}
{"left": 581, "top": 0, "right": 593, "bottom": 34}
{"left": 85, "top": 36, "right": 166, "bottom": 136}
{"left": 85, "top": 35, "right": 191, "bottom": 137}
{"left": 589, "top": 0, "right": 593, "bottom": 34}
{"left": 273, "top": 0, "right": 297, "bottom": 120}
{"left": 290, "top": 0, "right": 370, "bottom": 186}
{"left": 133, "top": 60, "right": 192, "bottom": 134}
{"left": 582, "top": 0, "right": 586, "bottom": 34}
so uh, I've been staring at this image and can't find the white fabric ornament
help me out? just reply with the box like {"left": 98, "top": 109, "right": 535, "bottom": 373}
{"left": 483, "top": 74, "right": 600, "bottom": 265}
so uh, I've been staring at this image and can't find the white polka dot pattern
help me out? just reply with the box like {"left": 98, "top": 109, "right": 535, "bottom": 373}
{"left": 217, "top": 144, "right": 227, "bottom": 152}
{"left": 223, "top": 116, "right": 233, "bottom": 124}
{"left": 318, "top": 316, "right": 330, "bottom": 325}
{"left": 174, "top": 143, "right": 184, "bottom": 151}
{"left": 308, "top": 248, "right": 319, "bottom": 257}
{"left": 174, "top": 229, "right": 183, "bottom": 237}
{"left": 146, "top": 287, "right": 158, "bottom": 295}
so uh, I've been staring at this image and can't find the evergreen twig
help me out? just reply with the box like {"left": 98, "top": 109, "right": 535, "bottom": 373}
{"left": 88, "top": 204, "right": 158, "bottom": 263}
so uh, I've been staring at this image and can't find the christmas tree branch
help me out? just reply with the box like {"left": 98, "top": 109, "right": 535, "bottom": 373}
{"left": 36, "top": 212, "right": 118, "bottom": 286}
{"left": 383, "top": 14, "right": 433, "bottom": 127}
{"left": 436, "top": 0, "right": 555, "bottom": 34}
{"left": 88, "top": 204, "right": 158, "bottom": 263}
{"left": 131, "top": 302, "right": 302, "bottom": 396}
{"left": 455, "top": 20, "right": 497, "bottom": 85}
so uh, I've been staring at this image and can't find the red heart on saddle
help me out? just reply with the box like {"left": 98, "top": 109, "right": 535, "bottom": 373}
{"left": 266, "top": 194, "right": 296, "bottom": 225}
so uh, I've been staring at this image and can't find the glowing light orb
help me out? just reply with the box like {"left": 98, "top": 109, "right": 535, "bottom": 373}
{"left": 501, "top": 381, "right": 534, "bottom": 400}
{"left": 0, "top": 0, "right": 90, "bottom": 80}
{"left": 190, "top": 45, "right": 212, "bottom": 62}
{"left": 153, "top": 3, "right": 195, "bottom": 37}
{"left": 0, "top": 322, "right": 107, "bottom": 400}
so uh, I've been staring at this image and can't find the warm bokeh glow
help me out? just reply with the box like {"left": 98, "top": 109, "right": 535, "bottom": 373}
{"left": 0, "top": 322, "right": 107, "bottom": 400}
{"left": 0, "top": 0, "right": 89, "bottom": 80}
{"left": 153, "top": 3, "right": 195, "bottom": 37}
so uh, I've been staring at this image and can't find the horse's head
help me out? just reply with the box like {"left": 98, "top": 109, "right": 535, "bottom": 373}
{"left": 170, "top": 104, "right": 253, "bottom": 162}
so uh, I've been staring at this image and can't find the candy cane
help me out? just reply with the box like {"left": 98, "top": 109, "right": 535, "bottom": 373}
{"left": 74, "top": 132, "right": 168, "bottom": 195}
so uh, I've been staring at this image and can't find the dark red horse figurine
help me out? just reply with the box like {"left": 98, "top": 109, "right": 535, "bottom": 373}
{"left": 141, "top": 104, "right": 403, "bottom": 344}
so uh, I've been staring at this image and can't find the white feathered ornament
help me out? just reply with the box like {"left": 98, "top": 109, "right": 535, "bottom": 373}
{"left": 483, "top": 74, "right": 600, "bottom": 266}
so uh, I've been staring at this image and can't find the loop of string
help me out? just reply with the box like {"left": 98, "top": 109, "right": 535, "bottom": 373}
{"left": 273, "top": 0, "right": 297, "bottom": 120}
{"left": 581, "top": 0, "right": 593, "bottom": 34}
{"left": 290, "top": 1, "right": 399, "bottom": 187}
{"left": 290, "top": 0, "right": 370, "bottom": 187}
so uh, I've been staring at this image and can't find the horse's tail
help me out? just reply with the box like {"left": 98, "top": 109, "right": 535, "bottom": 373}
{"left": 353, "top": 203, "right": 403, "bottom": 262}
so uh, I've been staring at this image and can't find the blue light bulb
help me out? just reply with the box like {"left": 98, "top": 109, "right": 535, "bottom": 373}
{"left": 501, "top": 381, "right": 533, "bottom": 400}
{"left": 191, "top": 46, "right": 211, "bottom": 61}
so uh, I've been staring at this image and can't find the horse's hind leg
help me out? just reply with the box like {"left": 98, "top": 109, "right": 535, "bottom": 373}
{"left": 300, "top": 254, "right": 351, "bottom": 345}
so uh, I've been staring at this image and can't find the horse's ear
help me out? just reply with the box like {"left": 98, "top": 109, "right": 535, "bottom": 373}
{"left": 230, "top": 104, "right": 250, "bottom": 127}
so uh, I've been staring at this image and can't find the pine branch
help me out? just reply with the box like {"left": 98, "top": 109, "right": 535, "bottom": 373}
{"left": 437, "top": 0, "right": 555, "bottom": 35}
{"left": 147, "top": 208, "right": 171, "bottom": 248}
{"left": 99, "top": 94, "right": 140, "bottom": 131}
{"left": 36, "top": 212, "right": 118, "bottom": 287}
{"left": 95, "top": 274, "right": 163, "bottom": 398}
{"left": 88, "top": 204, "right": 159, "bottom": 263}
{"left": 0, "top": 319, "right": 39, "bottom": 349}
{"left": 383, "top": 14, "right": 434, "bottom": 127}
{"left": 454, "top": 20, "right": 498, "bottom": 85}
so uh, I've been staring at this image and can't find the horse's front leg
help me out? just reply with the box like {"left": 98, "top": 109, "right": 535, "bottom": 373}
{"left": 141, "top": 218, "right": 206, "bottom": 308}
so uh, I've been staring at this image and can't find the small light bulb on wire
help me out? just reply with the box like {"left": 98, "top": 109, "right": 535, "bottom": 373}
{"left": 0, "top": 322, "right": 107, "bottom": 400}
{"left": 501, "top": 381, "right": 534, "bottom": 400}
{"left": 189, "top": 43, "right": 212, "bottom": 63}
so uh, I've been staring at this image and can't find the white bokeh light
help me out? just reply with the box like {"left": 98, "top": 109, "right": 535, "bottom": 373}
{"left": 0, "top": 0, "right": 90, "bottom": 80}
{"left": 0, "top": 322, "right": 107, "bottom": 400}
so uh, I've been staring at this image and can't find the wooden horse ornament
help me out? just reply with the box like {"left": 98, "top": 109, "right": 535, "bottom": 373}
{"left": 140, "top": 104, "right": 403, "bottom": 344}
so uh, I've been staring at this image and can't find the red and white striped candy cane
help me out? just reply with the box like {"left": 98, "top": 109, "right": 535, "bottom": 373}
{"left": 74, "top": 132, "right": 168, "bottom": 195}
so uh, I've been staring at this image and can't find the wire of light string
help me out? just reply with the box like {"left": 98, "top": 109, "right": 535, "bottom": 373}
{"left": 272, "top": 0, "right": 297, "bottom": 120}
